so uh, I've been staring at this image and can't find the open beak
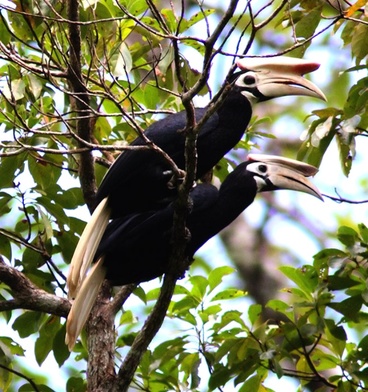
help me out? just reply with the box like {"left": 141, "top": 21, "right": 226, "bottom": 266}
{"left": 236, "top": 57, "right": 327, "bottom": 101}
{"left": 248, "top": 154, "right": 323, "bottom": 200}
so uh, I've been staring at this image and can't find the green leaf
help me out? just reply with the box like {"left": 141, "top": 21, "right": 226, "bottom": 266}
{"left": 211, "top": 288, "right": 246, "bottom": 301}
{"left": 279, "top": 265, "right": 318, "bottom": 297}
{"left": 180, "top": 352, "right": 201, "bottom": 388}
{"left": 27, "top": 73, "right": 43, "bottom": 99}
{"left": 66, "top": 377, "right": 87, "bottom": 392}
{"left": 208, "top": 266, "right": 235, "bottom": 293}
{"left": 53, "top": 324, "right": 70, "bottom": 367}
{"left": 292, "top": 6, "right": 323, "bottom": 57}
{"left": 358, "top": 223, "right": 368, "bottom": 244}
{"left": 133, "top": 285, "right": 148, "bottom": 303}
{"left": 19, "top": 384, "right": 55, "bottom": 392}
{"left": 297, "top": 116, "right": 337, "bottom": 168}
{"left": 327, "top": 276, "right": 359, "bottom": 291}
{"left": 209, "top": 364, "right": 234, "bottom": 390}
{"left": 0, "top": 233, "right": 12, "bottom": 262}
{"left": 119, "top": 310, "right": 136, "bottom": 326}
{"left": 337, "top": 226, "right": 358, "bottom": 247}
{"left": 313, "top": 248, "right": 348, "bottom": 270}
{"left": 113, "top": 42, "right": 133, "bottom": 75}
{"left": 12, "top": 311, "right": 44, "bottom": 338}
{"left": 0, "top": 153, "right": 26, "bottom": 189}
{"left": 238, "top": 374, "right": 261, "bottom": 392}
{"left": 172, "top": 296, "right": 200, "bottom": 313}
{"left": 328, "top": 295, "right": 363, "bottom": 321}
{"left": 178, "top": 9, "right": 215, "bottom": 33}
{"left": 325, "top": 319, "right": 347, "bottom": 357}
{"left": 160, "top": 9, "right": 178, "bottom": 32}
{"left": 39, "top": 208, "right": 54, "bottom": 240}
{"left": 28, "top": 154, "right": 61, "bottom": 192}
{"left": 3, "top": 79, "right": 25, "bottom": 101}
{"left": 266, "top": 299, "right": 293, "bottom": 321}
{"left": 56, "top": 187, "right": 84, "bottom": 210}
{"left": 189, "top": 275, "right": 208, "bottom": 300}
{"left": 198, "top": 304, "right": 222, "bottom": 323}
{"left": 351, "top": 22, "right": 368, "bottom": 65}
{"left": 248, "top": 304, "right": 262, "bottom": 325}
{"left": 56, "top": 229, "right": 79, "bottom": 263}
{"left": 336, "top": 121, "right": 355, "bottom": 177}
{"left": 35, "top": 316, "right": 61, "bottom": 366}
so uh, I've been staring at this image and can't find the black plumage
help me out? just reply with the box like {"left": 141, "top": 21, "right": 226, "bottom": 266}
{"left": 96, "top": 58, "right": 325, "bottom": 218}
{"left": 66, "top": 57, "right": 326, "bottom": 300}
{"left": 96, "top": 91, "right": 252, "bottom": 218}
{"left": 65, "top": 155, "right": 323, "bottom": 349}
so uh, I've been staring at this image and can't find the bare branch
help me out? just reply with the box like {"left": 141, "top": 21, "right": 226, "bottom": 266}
{"left": 0, "top": 364, "right": 41, "bottom": 392}
{"left": 0, "top": 257, "right": 70, "bottom": 317}
{"left": 323, "top": 190, "right": 368, "bottom": 204}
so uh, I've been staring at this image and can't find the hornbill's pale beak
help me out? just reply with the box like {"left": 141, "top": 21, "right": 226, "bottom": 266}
{"left": 247, "top": 154, "right": 323, "bottom": 200}
{"left": 236, "top": 57, "right": 327, "bottom": 101}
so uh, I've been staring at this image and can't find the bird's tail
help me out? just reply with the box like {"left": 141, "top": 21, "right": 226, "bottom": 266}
{"left": 65, "top": 258, "right": 106, "bottom": 351}
{"left": 67, "top": 197, "right": 110, "bottom": 299}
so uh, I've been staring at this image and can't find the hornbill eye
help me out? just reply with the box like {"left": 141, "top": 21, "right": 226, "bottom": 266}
{"left": 258, "top": 164, "right": 267, "bottom": 173}
{"left": 242, "top": 74, "right": 257, "bottom": 85}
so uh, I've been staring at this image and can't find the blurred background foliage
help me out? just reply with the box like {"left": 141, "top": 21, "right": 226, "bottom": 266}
{"left": 0, "top": 0, "right": 367, "bottom": 391}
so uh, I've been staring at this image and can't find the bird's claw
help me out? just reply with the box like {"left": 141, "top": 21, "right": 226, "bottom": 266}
{"left": 166, "top": 169, "right": 186, "bottom": 189}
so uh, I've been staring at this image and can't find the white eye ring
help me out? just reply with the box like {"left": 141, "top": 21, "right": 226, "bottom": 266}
{"left": 247, "top": 162, "right": 269, "bottom": 176}
{"left": 237, "top": 72, "right": 258, "bottom": 88}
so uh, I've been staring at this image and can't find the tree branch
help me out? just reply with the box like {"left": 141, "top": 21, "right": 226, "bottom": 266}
{"left": 0, "top": 257, "right": 70, "bottom": 317}
{"left": 67, "top": 0, "right": 96, "bottom": 212}
{"left": 323, "top": 190, "right": 368, "bottom": 204}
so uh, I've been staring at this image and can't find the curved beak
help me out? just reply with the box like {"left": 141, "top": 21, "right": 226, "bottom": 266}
{"left": 248, "top": 154, "right": 323, "bottom": 200}
{"left": 236, "top": 57, "right": 327, "bottom": 101}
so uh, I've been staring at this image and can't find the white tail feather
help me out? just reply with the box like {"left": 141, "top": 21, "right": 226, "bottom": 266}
{"left": 65, "top": 258, "right": 106, "bottom": 351}
{"left": 67, "top": 198, "right": 110, "bottom": 299}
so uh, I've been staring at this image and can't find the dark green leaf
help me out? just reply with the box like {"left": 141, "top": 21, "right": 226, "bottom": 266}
{"left": 35, "top": 316, "right": 61, "bottom": 365}
{"left": 19, "top": 384, "right": 55, "bottom": 392}
{"left": 358, "top": 223, "right": 368, "bottom": 244}
{"left": 66, "top": 377, "right": 87, "bottom": 392}
{"left": 337, "top": 226, "right": 358, "bottom": 247}
{"left": 12, "top": 311, "right": 45, "bottom": 338}
{"left": 53, "top": 324, "right": 70, "bottom": 367}
{"left": 328, "top": 295, "right": 363, "bottom": 320}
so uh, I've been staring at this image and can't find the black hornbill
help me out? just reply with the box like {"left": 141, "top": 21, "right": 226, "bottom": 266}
{"left": 65, "top": 154, "right": 323, "bottom": 350}
{"left": 68, "top": 57, "right": 326, "bottom": 299}
{"left": 97, "top": 57, "right": 325, "bottom": 218}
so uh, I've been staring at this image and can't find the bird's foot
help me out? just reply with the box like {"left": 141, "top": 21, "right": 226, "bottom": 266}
{"left": 166, "top": 169, "right": 186, "bottom": 189}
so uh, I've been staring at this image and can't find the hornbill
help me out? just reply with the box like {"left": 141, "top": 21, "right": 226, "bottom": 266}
{"left": 67, "top": 57, "right": 326, "bottom": 299}
{"left": 65, "top": 154, "right": 323, "bottom": 350}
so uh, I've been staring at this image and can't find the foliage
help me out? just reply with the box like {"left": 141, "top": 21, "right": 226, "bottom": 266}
{"left": 0, "top": 0, "right": 367, "bottom": 391}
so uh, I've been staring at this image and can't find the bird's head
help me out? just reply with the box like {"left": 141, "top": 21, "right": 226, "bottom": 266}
{"left": 245, "top": 154, "right": 323, "bottom": 200}
{"left": 231, "top": 56, "right": 326, "bottom": 104}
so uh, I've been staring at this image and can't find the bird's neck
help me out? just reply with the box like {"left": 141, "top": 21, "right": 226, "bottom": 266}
{"left": 188, "top": 172, "right": 257, "bottom": 254}
{"left": 218, "top": 87, "right": 253, "bottom": 123}
{"left": 212, "top": 174, "right": 256, "bottom": 229}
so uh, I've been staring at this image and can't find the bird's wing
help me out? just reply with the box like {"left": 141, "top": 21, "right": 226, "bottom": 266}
{"left": 96, "top": 207, "right": 175, "bottom": 261}
{"left": 65, "top": 257, "right": 106, "bottom": 351}
{"left": 67, "top": 197, "right": 110, "bottom": 299}
{"left": 95, "top": 108, "right": 217, "bottom": 205}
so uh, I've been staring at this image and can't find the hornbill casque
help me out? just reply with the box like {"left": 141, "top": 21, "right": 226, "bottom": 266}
{"left": 65, "top": 154, "right": 323, "bottom": 350}
{"left": 67, "top": 57, "right": 326, "bottom": 301}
